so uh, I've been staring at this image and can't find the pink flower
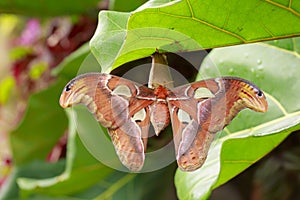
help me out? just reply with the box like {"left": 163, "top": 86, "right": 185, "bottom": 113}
{"left": 18, "top": 19, "right": 41, "bottom": 46}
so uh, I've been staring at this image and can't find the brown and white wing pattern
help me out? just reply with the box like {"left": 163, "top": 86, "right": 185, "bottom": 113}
{"left": 168, "top": 77, "right": 268, "bottom": 171}
{"left": 59, "top": 73, "right": 155, "bottom": 171}
{"left": 60, "top": 73, "right": 268, "bottom": 172}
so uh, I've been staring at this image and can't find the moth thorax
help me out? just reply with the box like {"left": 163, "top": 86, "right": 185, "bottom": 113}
{"left": 150, "top": 102, "right": 170, "bottom": 136}
{"left": 153, "top": 85, "right": 169, "bottom": 99}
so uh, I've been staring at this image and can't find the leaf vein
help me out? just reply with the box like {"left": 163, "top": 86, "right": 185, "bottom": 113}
{"left": 154, "top": 11, "right": 246, "bottom": 42}
{"left": 186, "top": 0, "right": 194, "bottom": 17}
{"left": 258, "top": 43, "right": 300, "bottom": 58}
{"left": 222, "top": 111, "right": 300, "bottom": 140}
{"left": 265, "top": 92, "right": 289, "bottom": 116}
{"left": 265, "top": 0, "right": 300, "bottom": 17}
{"left": 223, "top": 160, "right": 253, "bottom": 164}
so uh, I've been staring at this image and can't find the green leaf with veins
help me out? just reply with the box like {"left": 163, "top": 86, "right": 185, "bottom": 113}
{"left": 175, "top": 40, "right": 300, "bottom": 200}
{"left": 90, "top": 0, "right": 300, "bottom": 71}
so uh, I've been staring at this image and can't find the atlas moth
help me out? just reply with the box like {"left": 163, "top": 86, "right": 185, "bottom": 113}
{"left": 59, "top": 54, "right": 267, "bottom": 172}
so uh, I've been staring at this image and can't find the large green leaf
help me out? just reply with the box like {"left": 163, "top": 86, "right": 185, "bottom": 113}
{"left": 15, "top": 105, "right": 176, "bottom": 199}
{"left": 265, "top": 36, "right": 300, "bottom": 53}
{"left": 10, "top": 79, "right": 68, "bottom": 166}
{"left": 91, "top": 165, "right": 176, "bottom": 200}
{"left": 175, "top": 40, "right": 300, "bottom": 199}
{"left": 0, "top": 161, "right": 65, "bottom": 200}
{"left": 13, "top": 107, "right": 114, "bottom": 198}
{"left": 90, "top": 0, "right": 300, "bottom": 71}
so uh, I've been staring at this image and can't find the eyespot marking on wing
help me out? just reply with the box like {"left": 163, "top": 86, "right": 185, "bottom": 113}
{"left": 112, "top": 84, "right": 132, "bottom": 97}
{"left": 177, "top": 109, "right": 191, "bottom": 124}
{"left": 194, "top": 87, "right": 215, "bottom": 99}
{"left": 132, "top": 108, "right": 146, "bottom": 122}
